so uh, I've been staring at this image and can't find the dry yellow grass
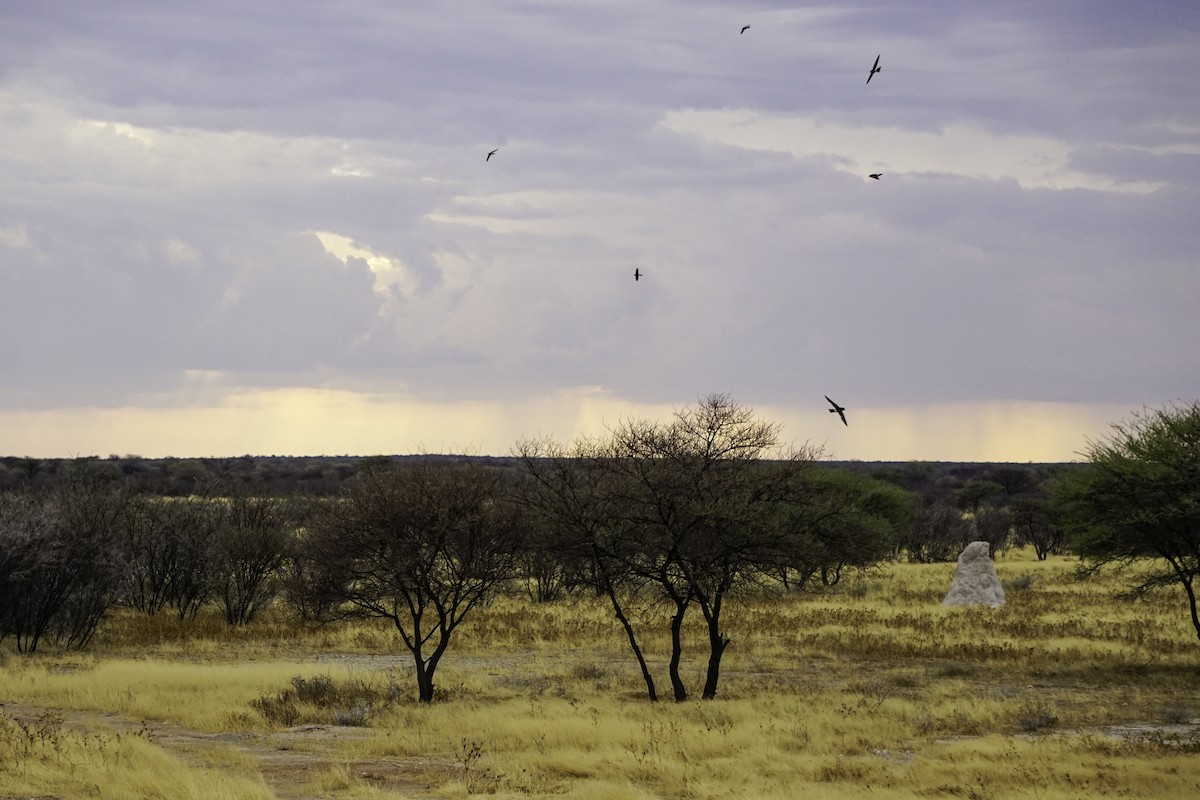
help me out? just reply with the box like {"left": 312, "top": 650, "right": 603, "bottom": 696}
{"left": 0, "top": 708, "right": 275, "bottom": 800}
{"left": 2, "top": 549, "right": 1197, "bottom": 798}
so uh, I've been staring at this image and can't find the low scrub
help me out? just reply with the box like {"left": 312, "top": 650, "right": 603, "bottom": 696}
{"left": 251, "top": 673, "right": 404, "bottom": 728}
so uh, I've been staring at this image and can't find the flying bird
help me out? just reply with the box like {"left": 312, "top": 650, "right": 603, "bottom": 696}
{"left": 486, "top": 148, "right": 498, "bottom": 161}
{"left": 634, "top": 268, "right": 642, "bottom": 281}
{"left": 825, "top": 396, "right": 848, "bottom": 426}
{"left": 740, "top": 25, "right": 750, "bottom": 34}
{"left": 869, "top": 173, "right": 882, "bottom": 180}
{"left": 866, "top": 54, "right": 881, "bottom": 84}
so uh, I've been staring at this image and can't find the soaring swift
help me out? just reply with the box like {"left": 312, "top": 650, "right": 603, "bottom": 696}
{"left": 866, "top": 54, "right": 881, "bottom": 84}
{"left": 825, "top": 395, "right": 848, "bottom": 426}
{"left": 741, "top": 25, "right": 750, "bottom": 34}
{"left": 486, "top": 148, "right": 499, "bottom": 161}
{"left": 634, "top": 268, "right": 642, "bottom": 281}
{"left": 869, "top": 173, "right": 882, "bottom": 179}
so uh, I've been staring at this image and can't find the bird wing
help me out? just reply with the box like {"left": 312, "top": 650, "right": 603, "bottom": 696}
{"left": 873, "top": 54, "right": 880, "bottom": 69}
{"left": 837, "top": 410, "right": 848, "bottom": 426}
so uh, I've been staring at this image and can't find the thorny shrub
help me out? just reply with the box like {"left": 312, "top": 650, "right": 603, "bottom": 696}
{"left": 251, "top": 673, "right": 406, "bottom": 728}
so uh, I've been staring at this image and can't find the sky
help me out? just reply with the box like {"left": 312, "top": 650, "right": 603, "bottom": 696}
{"left": 1, "top": 1, "right": 1197, "bottom": 462}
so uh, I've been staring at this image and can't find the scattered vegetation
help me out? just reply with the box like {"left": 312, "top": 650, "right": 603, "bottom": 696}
{"left": 0, "top": 550, "right": 1197, "bottom": 799}
{"left": 2, "top": 399, "right": 1198, "bottom": 797}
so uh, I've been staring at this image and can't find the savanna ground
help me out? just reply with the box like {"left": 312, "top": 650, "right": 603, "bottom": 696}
{"left": 2, "top": 549, "right": 1198, "bottom": 800}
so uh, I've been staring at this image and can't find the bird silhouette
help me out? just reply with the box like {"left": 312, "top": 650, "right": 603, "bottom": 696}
{"left": 867, "top": 54, "right": 881, "bottom": 84}
{"left": 634, "top": 268, "right": 642, "bottom": 281}
{"left": 741, "top": 25, "right": 750, "bottom": 34}
{"left": 869, "top": 173, "right": 882, "bottom": 180}
{"left": 486, "top": 148, "right": 498, "bottom": 161}
{"left": 825, "top": 395, "right": 848, "bottom": 426}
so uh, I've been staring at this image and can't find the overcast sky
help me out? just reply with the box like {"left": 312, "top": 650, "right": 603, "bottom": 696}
{"left": 1, "top": 1, "right": 1197, "bottom": 461}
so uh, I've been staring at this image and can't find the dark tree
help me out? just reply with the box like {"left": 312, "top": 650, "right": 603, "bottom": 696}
{"left": 0, "top": 492, "right": 63, "bottom": 650}
{"left": 1051, "top": 402, "right": 1200, "bottom": 643}
{"left": 151, "top": 498, "right": 222, "bottom": 621}
{"left": 214, "top": 493, "right": 295, "bottom": 626}
{"left": 121, "top": 495, "right": 216, "bottom": 617}
{"left": 953, "top": 478, "right": 1003, "bottom": 513}
{"left": 1010, "top": 497, "right": 1066, "bottom": 560}
{"left": 775, "top": 467, "right": 912, "bottom": 590}
{"left": 900, "top": 499, "right": 972, "bottom": 563}
{"left": 606, "top": 394, "right": 822, "bottom": 701}
{"left": 515, "top": 436, "right": 663, "bottom": 701}
{"left": 48, "top": 471, "right": 133, "bottom": 649}
{"left": 991, "top": 466, "right": 1037, "bottom": 499}
{"left": 970, "top": 504, "right": 1013, "bottom": 555}
{"left": 0, "top": 468, "right": 130, "bottom": 652}
{"left": 519, "top": 396, "right": 904, "bottom": 702}
{"left": 301, "top": 459, "right": 525, "bottom": 702}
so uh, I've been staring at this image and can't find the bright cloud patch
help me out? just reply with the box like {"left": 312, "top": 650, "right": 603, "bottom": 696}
{"left": 314, "top": 231, "right": 417, "bottom": 298}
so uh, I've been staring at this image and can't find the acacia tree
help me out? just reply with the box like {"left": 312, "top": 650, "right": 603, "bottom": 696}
{"left": 48, "top": 471, "right": 133, "bottom": 649}
{"left": 901, "top": 499, "right": 972, "bottom": 563}
{"left": 604, "top": 394, "right": 825, "bottom": 701}
{"left": 515, "top": 436, "right": 664, "bottom": 701}
{"left": 1011, "top": 496, "right": 1066, "bottom": 560}
{"left": 773, "top": 467, "right": 912, "bottom": 590}
{"left": 519, "top": 395, "right": 905, "bottom": 702}
{"left": 122, "top": 495, "right": 219, "bottom": 618}
{"left": 1051, "top": 402, "right": 1200, "bottom": 643}
{"left": 214, "top": 493, "right": 294, "bottom": 626}
{"left": 301, "top": 459, "right": 525, "bottom": 702}
{"left": 0, "top": 469, "right": 131, "bottom": 652}
{"left": 0, "top": 492, "right": 64, "bottom": 650}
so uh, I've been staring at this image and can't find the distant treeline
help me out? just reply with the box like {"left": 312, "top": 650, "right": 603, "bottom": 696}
{"left": 0, "top": 453, "right": 1075, "bottom": 499}
{"left": 2, "top": 453, "right": 1077, "bottom": 574}
{"left": 0, "top": 453, "right": 509, "bottom": 496}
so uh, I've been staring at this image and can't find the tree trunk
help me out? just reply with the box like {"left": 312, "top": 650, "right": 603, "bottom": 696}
{"left": 605, "top": 584, "right": 657, "bottom": 701}
{"left": 701, "top": 627, "right": 730, "bottom": 700}
{"left": 668, "top": 601, "right": 687, "bottom": 702}
{"left": 1182, "top": 574, "right": 1200, "bottom": 643}
{"left": 413, "top": 633, "right": 452, "bottom": 703}
{"left": 698, "top": 585, "right": 730, "bottom": 700}
{"left": 1165, "top": 557, "right": 1200, "bottom": 644}
{"left": 415, "top": 659, "right": 436, "bottom": 703}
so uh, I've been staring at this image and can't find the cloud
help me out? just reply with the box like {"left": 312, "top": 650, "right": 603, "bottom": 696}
{"left": 658, "top": 109, "right": 1165, "bottom": 192}
{"left": 315, "top": 231, "right": 418, "bottom": 298}
{"left": 0, "top": 2, "right": 1196, "bottom": 458}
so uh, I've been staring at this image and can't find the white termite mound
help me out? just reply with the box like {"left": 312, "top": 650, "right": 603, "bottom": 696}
{"left": 942, "top": 541, "right": 1006, "bottom": 608}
